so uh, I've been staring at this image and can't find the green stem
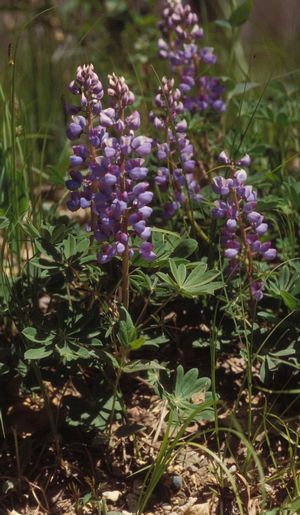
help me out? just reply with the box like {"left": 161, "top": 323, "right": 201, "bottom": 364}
{"left": 121, "top": 243, "right": 129, "bottom": 310}
{"left": 229, "top": 166, "right": 255, "bottom": 317}
{"left": 210, "top": 301, "right": 223, "bottom": 487}
{"left": 12, "top": 427, "right": 22, "bottom": 493}
{"left": 108, "top": 351, "right": 128, "bottom": 437}
{"left": 32, "top": 362, "right": 60, "bottom": 455}
{"left": 9, "top": 49, "right": 21, "bottom": 274}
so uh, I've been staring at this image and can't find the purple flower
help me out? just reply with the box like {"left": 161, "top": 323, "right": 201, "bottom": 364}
{"left": 262, "top": 248, "right": 277, "bottom": 261}
{"left": 218, "top": 151, "right": 230, "bottom": 164}
{"left": 236, "top": 154, "right": 251, "bottom": 167}
{"left": 251, "top": 282, "right": 264, "bottom": 301}
{"left": 200, "top": 47, "right": 217, "bottom": 65}
{"left": 132, "top": 136, "right": 152, "bottom": 157}
{"left": 126, "top": 111, "right": 141, "bottom": 130}
{"left": 67, "top": 117, "right": 86, "bottom": 140}
{"left": 212, "top": 176, "right": 230, "bottom": 196}
{"left": 139, "top": 242, "right": 156, "bottom": 261}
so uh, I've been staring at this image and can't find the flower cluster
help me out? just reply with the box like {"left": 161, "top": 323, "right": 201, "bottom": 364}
{"left": 158, "top": 0, "right": 225, "bottom": 113}
{"left": 150, "top": 77, "right": 201, "bottom": 218}
{"left": 212, "top": 151, "right": 277, "bottom": 301}
{"left": 66, "top": 65, "right": 155, "bottom": 264}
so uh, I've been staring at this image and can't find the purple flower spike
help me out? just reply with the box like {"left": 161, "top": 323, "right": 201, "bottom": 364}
{"left": 65, "top": 64, "right": 156, "bottom": 264}
{"left": 211, "top": 152, "right": 277, "bottom": 301}
{"left": 158, "top": 0, "right": 226, "bottom": 114}
{"left": 151, "top": 77, "right": 201, "bottom": 218}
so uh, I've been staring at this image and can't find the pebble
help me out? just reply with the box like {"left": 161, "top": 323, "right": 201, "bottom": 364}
{"left": 102, "top": 490, "right": 121, "bottom": 502}
{"left": 183, "top": 503, "right": 210, "bottom": 515}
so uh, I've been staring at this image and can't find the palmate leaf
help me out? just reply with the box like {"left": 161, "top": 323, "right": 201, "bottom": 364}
{"left": 174, "top": 365, "right": 210, "bottom": 401}
{"left": 162, "top": 365, "right": 213, "bottom": 422}
{"left": 157, "top": 259, "right": 223, "bottom": 298}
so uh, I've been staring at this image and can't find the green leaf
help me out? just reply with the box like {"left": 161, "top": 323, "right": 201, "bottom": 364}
{"left": 34, "top": 238, "right": 62, "bottom": 262}
{"left": 56, "top": 344, "right": 78, "bottom": 361}
{"left": 229, "top": 0, "right": 253, "bottom": 27}
{"left": 171, "top": 238, "right": 198, "bottom": 258}
{"left": 158, "top": 261, "right": 222, "bottom": 298}
{"left": 105, "top": 0, "right": 127, "bottom": 15}
{"left": 63, "top": 234, "right": 77, "bottom": 260}
{"left": 156, "top": 271, "right": 177, "bottom": 288}
{"left": 122, "top": 359, "right": 166, "bottom": 373}
{"left": 47, "top": 165, "right": 66, "bottom": 186}
{"left": 22, "top": 326, "right": 55, "bottom": 345}
{"left": 30, "top": 258, "right": 61, "bottom": 271}
{"left": 169, "top": 260, "right": 187, "bottom": 286}
{"left": 280, "top": 290, "right": 300, "bottom": 311}
{"left": 0, "top": 362, "right": 10, "bottom": 376}
{"left": 214, "top": 19, "right": 232, "bottom": 30}
{"left": 285, "top": 497, "right": 300, "bottom": 512}
{"left": 159, "top": 365, "right": 214, "bottom": 423}
{"left": 228, "top": 81, "right": 259, "bottom": 99}
{"left": 183, "top": 262, "right": 207, "bottom": 286}
{"left": 22, "top": 222, "right": 41, "bottom": 238}
{"left": 130, "top": 337, "right": 146, "bottom": 350}
{"left": 174, "top": 365, "right": 210, "bottom": 400}
{"left": 143, "top": 335, "right": 169, "bottom": 347}
{"left": 0, "top": 216, "right": 9, "bottom": 229}
{"left": 118, "top": 307, "right": 137, "bottom": 346}
{"left": 176, "top": 263, "right": 187, "bottom": 286}
{"left": 76, "top": 237, "right": 90, "bottom": 255}
{"left": 24, "top": 347, "right": 53, "bottom": 360}
{"left": 192, "top": 339, "right": 210, "bottom": 349}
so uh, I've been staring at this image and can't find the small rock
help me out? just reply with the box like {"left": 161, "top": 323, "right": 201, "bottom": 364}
{"left": 183, "top": 503, "right": 210, "bottom": 515}
{"left": 171, "top": 474, "right": 182, "bottom": 491}
{"left": 102, "top": 490, "right": 122, "bottom": 502}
